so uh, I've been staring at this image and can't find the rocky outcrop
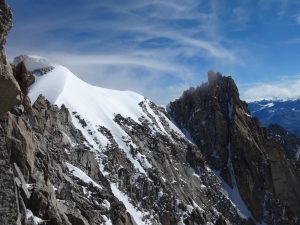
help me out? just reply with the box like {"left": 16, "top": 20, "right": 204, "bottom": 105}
{"left": 267, "top": 123, "right": 300, "bottom": 161}
{"left": 0, "top": 67, "right": 257, "bottom": 225}
{"left": 0, "top": 0, "right": 20, "bottom": 115}
{"left": 0, "top": 0, "right": 12, "bottom": 46}
{"left": 169, "top": 72, "right": 300, "bottom": 224}
{"left": 0, "top": 95, "right": 138, "bottom": 225}
{"left": 14, "top": 61, "right": 35, "bottom": 98}
{"left": 13, "top": 54, "right": 54, "bottom": 75}
{"left": 0, "top": 126, "right": 21, "bottom": 225}
{"left": 110, "top": 111, "right": 253, "bottom": 225}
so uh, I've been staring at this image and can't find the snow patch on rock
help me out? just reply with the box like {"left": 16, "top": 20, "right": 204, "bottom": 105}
{"left": 65, "top": 162, "right": 102, "bottom": 190}
{"left": 111, "top": 183, "right": 150, "bottom": 225}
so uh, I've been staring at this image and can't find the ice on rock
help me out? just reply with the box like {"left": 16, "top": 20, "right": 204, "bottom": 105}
{"left": 66, "top": 162, "right": 102, "bottom": 190}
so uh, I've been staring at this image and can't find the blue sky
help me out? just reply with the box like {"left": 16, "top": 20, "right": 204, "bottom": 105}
{"left": 6, "top": 0, "right": 300, "bottom": 104}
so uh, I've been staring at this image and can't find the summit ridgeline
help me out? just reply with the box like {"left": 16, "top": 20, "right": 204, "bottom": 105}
{"left": 169, "top": 71, "right": 300, "bottom": 224}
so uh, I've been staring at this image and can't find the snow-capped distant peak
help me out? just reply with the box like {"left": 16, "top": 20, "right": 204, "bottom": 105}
{"left": 13, "top": 55, "right": 52, "bottom": 72}
{"left": 258, "top": 102, "right": 274, "bottom": 110}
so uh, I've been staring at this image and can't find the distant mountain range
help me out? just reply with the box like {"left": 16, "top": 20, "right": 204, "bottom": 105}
{"left": 248, "top": 99, "right": 300, "bottom": 137}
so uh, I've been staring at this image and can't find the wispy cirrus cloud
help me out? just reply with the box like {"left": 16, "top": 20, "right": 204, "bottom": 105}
{"left": 296, "top": 13, "right": 300, "bottom": 24}
{"left": 281, "top": 37, "right": 300, "bottom": 44}
{"left": 7, "top": 0, "right": 243, "bottom": 104}
{"left": 7, "top": 0, "right": 300, "bottom": 104}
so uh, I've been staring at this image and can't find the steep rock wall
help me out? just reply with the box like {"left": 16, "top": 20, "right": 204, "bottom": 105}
{"left": 169, "top": 72, "right": 300, "bottom": 224}
{"left": 0, "top": 0, "right": 20, "bottom": 115}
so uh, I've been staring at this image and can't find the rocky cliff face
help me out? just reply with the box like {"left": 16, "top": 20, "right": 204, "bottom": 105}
{"left": 0, "top": 96, "right": 139, "bottom": 225}
{"left": 0, "top": 65, "right": 258, "bottom": 225}
{"left": 0, "top": 3, "right": 256, "bottom": 223}
{"left": 0, "top": 0, "right": 20, "bottom": 115}
{"left": 0, "top": 70, "right": 254, "bottom": 224}
{"left": 169, "top": 72, "right": 300, "bottom": 224}
{"left": 1, "top": 1, "right": 300, "bottom": 224}
{"left": 267, "top": 124, "right": 300, "bottom": 161}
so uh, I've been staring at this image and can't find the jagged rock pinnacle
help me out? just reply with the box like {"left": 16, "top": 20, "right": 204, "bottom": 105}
{"left": 169, "top": 71, "right": 300, "bottom": 222}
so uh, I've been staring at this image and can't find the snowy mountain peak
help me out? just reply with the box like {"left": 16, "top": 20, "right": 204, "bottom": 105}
{"left": 23, "top": 56, "right": 202, "bottom": 224}
{"left": 26, "top": 56, "right": 187, "bottom": 174}
{"left": 3, "top": 53, "right": 299, "bottom": 224}
{"left": 13, "top": 55, "right": 52, "bottom": 72}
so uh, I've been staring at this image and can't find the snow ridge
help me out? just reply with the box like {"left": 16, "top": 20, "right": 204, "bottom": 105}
{"left": 26, "top": 56, "right": 185, "bottom": 224}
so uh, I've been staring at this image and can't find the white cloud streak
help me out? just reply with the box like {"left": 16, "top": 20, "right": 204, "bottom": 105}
{"left": 243, "top": 78, "right": 300, "bottom": 101}
{"left": 6, "top": 0, "right": 253, "bottom": 104}
{"left": 296, "top": 13, "right": 300, "bottom": 25}
{"left": 281, "top": 37, "right": 300, "bottom": 44}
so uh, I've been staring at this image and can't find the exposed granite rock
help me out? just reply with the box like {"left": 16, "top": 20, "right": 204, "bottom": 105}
{"left": 0, "top": 0, "right": 12, "bottom": 47}
{"left": 267, "top": 123, "right": 300, "bottom": 162}
{"left": 106, "top": 105, "right": 254, "bottom": 225}
{"left": 13, "top": 54, "right": 54, "bottom": 75}
{"left": 0, "top": 0, "right": 21, "bottom": 115}
{"left": 14, "top": 61, "right": 35, "bottom": 98}
{"left": 0, "top": 123, "right": 22, "bottom": 225}
{"left": 0, "top": 95, "right": 138, "bottom": 225}
{"left": 169, "top": 71, "right": 300, "bottom": 224}
{"left": 215, "top": 215, "right": 229, "bottom": 225}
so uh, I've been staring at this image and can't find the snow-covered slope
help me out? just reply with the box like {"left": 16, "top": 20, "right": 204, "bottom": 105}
{"left": 26, "top": 56, "right": 186, "bottom": 174}
{"left": 23, "top": 56, "right": 193, "bottom": 224}
{"left": 20, "top": 56, "right": 261, "bottom": 225}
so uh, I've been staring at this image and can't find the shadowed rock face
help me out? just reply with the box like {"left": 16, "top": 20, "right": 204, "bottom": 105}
{"left": 267, "top": 123, "right": 300, "bottom": 162}
{"left": 0, "top": 78, "right": 255, "bottom": 224}
{"left": 0, "top": 0, "right": 12, "bottom": 47}
{"left": 0, "top": 0, "right": 20, "bottom": 115}
{"left": 169, "top": 72, "right": 300, "bottom": 224}
{"left": 0, "top": 96, "right": 139, "bottom": 225}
